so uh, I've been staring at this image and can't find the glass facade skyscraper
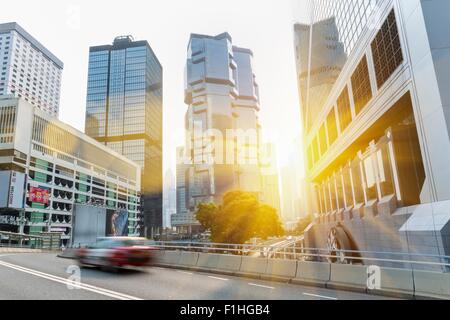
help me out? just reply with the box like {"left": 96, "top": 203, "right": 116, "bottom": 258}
{"left": 85, "top": 36, "right": 163, "bottom": 238}
{"left": 172, "top": 33, "right": 267, "bottom": 232}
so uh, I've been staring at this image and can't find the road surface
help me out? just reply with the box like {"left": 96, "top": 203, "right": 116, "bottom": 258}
{"left": 0, "top": 253, "right": 395, "bottom": 300}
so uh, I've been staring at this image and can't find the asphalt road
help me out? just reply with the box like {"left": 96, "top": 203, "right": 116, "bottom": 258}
{"left": 0, "top": 253, "right": 395, "bottom": 300}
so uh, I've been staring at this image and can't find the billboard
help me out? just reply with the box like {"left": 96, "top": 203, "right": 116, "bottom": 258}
{"left": 72, "top": 205, "right": 130, "bottom": 247}
{"left": 29, "top": 187, "right": 50, "bottom": 205}
{"left": 0, "top": 171, "right": 26, "bottom": 209}
{"left": 106, "top": 209, "right": 129, "bottom": 237}
{"left": 72, "top": 205, "right": 107, "bottom": 247}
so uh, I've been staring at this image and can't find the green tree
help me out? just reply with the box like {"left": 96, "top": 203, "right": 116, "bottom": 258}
{"left": 195, "top": 203, "right": 217, "bottom": 231}
{"left": 194, "top": 190, "right": 285, "bottom": 244}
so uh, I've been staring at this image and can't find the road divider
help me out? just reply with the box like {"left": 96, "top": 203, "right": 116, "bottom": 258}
{"left": 264, "top": 259, "right": 297, "bottom": 281}
{"left": 413, "top": 269, "right": 450, "bottom": 299}
{"left": 293, "top": 261, "right": 331, "bottom": 287}
{"left": 239, "top": 256, "right": 268, "bottom": 278}
{"left": 328, "top": 264, "right": 368, "bottom": 292}
{"left": 178, "top": 252, "right": 199, "bottom": 267}
{"left": 152, "top": 251, "right": 450, "bottom": 300}
{"left": 197, "top": 253, "right": 220, "bottom": 270}
{"left": 0, "top": 248, "right": 43, "bottom": 254}
{"left": 217, "top": 254, "right": 242, "bottom": 272}
{"left": 369, "top": 267, "right": 414, "bottom": 298}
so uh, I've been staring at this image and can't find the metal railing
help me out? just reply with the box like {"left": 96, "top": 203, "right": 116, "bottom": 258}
{"left": 150, "top": 241, "right": 450, "bottom": 271}
{"left": 0, "top": 231, "right": 44, "bottom": 249}
{"left": 0, "top": 231, "right": 62, "bottom": 251}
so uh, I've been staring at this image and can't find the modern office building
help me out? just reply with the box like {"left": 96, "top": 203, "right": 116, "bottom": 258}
{"left": 260, "top": 143, "right": 281, "bottom": 218}
{"left": 0, "top": 96, "right": 141, "bottom": 246}
{"left": 0, "top": 22, "right": 63, "bottom": 118}
{"left": 279, "top": 138, "right": 306, "bottom": 223}
{"left": 163, "top": 169, "right": 176, "bottom": 229}
{"left": 172, "top": 146, "right": 201, "bottom": 234}
{"left": 182, "top": 32, "right": 262, "bottom": 209}
{"left": 294, "top": 0, "right": 450, "bottom": 269}
{"left": 85, "top": 36, "right": 163, "bottom": 238}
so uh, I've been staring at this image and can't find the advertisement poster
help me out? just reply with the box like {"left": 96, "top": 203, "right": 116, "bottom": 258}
{"left": 106, "top": 209, "right": 129, "bottom": 237}
{"left": 2, "top": 171, "right": 25, "bottom": 209}
{"left": 29, "top": 187, "right": 50, "bottom": 205}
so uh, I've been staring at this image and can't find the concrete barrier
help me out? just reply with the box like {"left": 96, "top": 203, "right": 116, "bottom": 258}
{"left": 293, "top": 261, "right": 331, "bottom": 287}
{"left": 328, "top": 264, "right": 368, "bottom": 292}
{"left": 152, "top": 250, "right": 166, "bottom": 264}
{"left": 413, "top": 270, "right": 450, "bottom": 299}
{"left": 178, "top": 251, "right": 199, "bottom": 267}
{"left": 239, "top": 256, "right": 268, "bottom": 278}
{"left": 217, "top": 255, "right": 242, "bottom": 272}
{"left": 0, "top": 248, "right": 43, "bottom": 254}
{"left": 158, "top": 251, "right": 181, "bottom": 265}
{"left": 150, "top": 250, "right": 450, "bottom": 299}
{"left": 197, "top": 253, "right": 221, "bottom": 270}
{"left": 369, "top": 267, "right": 414, "bottom": 298}
{"left": 57, "top": 249, "right": 77, "bottom": 259}
{"left": 263, "top": 259, "right": 297, "bottom": 281}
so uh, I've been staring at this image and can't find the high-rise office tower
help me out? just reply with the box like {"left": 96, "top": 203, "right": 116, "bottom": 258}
{"left": 85, "top": 36, "right": 163, "bottom": 238}
{"left": 294, "top": 0, "right": 450, "bottom": 268}
{"left": 183, "top": 32, "right": 262, "bottom": 208}
{"left": 163, "top": 169, "right": 176, "bottom": 229}
{"left": 172, "top": 146, "right": 201, "bottom": 233}
{"left": 173, "top": 33, "right": 263, "bottom": 231}
{"left": 0, "top": 22, "right": 63, "bottom": 117}
{"left": 260, "top": 143, "right": 281, "bottom": 218}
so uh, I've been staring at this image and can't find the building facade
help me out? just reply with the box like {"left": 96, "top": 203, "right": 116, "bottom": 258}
{"left": 184, "top": 32, "right": 262, "bottom": 205}
{"left": 172, "top": 146, "right": 201, "bottom": 233}
{"left": 163, "top": 169, "right": 176, "bottom": 229}
{"left": 85, "top": 36, "right": 163, "bottom": 238}
{"left": 173, "top": 33, "right": 264, "bottom": 231}
{"left": 0, "top": 23, "right": 63, "bottom": 118}
{"left": 0, "top": 96, "right": 141, "bottom": 246}
{"left": 260, "top": 143, "right": 281, "bottom": 218}
{"left": 294, "top": 0, "right": 450, "bottom": 269}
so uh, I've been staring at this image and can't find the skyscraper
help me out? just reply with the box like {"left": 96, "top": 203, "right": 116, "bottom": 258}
{"left": 260, "top": 143, "right": 282, "bottom": 218}
{"left": 0, "top": 22, "right": 63, "bottom": 117}
{"left": 173, "top": 33, "right": 265, "bottom": 232}
{"left": 163, "top": 169, "right": 176, "bottom": 229}
{"left": 184, "top": 32, "right": 262, "bottom": 207}
{"left": 85, "top": 36, "right": 163, "bottom": 238}
{"left": 294, "top": 0, "right": 450, "bottom": 268}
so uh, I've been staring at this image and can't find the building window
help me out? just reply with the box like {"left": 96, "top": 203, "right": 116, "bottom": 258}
{"left": 351, "top": 56, "right": 372, "bottom": 115}
{"left": 319, "top": 124, "right": 328, "bottom": 156}
{"left": 372, "top": 10, "right": 403, "bottom": 89}
{"left": 327, "top": 108, "right": 338, "bottom": 146}
{"left": 337, "top": 86, "right": 352, "bottom": 132}
{"left": 312, "top": 136, "right": 320, "bottom": 165}
{"left": 307, "top": 145, "right": 313, "bottom": 170}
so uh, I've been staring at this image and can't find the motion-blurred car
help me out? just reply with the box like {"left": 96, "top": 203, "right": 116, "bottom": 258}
{"left": 76, "top": 237, "right": 159, "bottom": 269}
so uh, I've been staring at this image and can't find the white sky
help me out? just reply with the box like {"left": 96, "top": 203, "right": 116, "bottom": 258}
{"left": 1, "top": 0, "right": 308, "bottom": 176}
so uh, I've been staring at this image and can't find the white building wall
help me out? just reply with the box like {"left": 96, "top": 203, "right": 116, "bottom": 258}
{"left": 0, "top": 23, "right": 63, "bottom": 118}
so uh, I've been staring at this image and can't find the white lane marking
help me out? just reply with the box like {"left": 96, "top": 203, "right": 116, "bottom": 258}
{"left": 176, "top": 270, "right": 193, "bottom": 275}
{"left": 248, "top": 283, "right": 275, "bottom": 290}
{"left": 208, "top": 276, "right": 229, "bottom": 281}
{"left": 303, "top": 292, "right": 338, "bottom": 300}
{"left": 0, "top": 260, "right": 142, "bottom": 300}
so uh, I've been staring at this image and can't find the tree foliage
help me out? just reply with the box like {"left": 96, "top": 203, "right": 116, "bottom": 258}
{"left": 195, "top": 191, "right": 285, "bottom": 244}
{"left": 195, "top": 203, "right": 217, "bottom": 231}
